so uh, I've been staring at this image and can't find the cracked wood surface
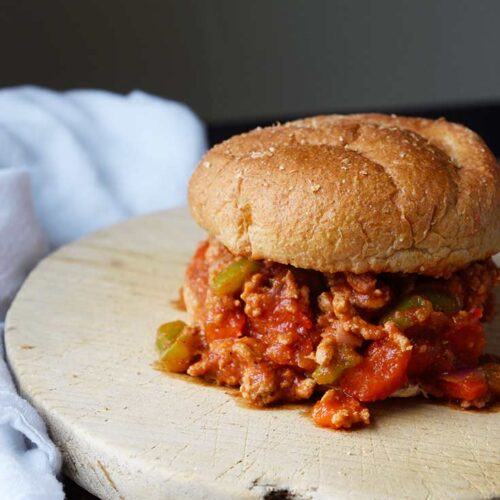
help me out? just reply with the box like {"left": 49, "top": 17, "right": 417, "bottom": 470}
{"left": 5, "top": 208, "right": 500, "bottom": 500}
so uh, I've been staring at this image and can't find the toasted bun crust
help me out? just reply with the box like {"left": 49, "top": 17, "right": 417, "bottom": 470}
{"left": 188, "top": 114, "right": 500, "bottom": 275}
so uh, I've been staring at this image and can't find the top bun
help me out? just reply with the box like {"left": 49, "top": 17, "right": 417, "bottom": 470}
{"left": 188, "top": 114, "right": 500, "bottom": 275}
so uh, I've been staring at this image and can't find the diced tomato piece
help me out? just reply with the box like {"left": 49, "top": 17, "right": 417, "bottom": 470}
{"left": 482, "top": 363, "right": 500, "bottom": 396}
{"left": 296, "top": 337, "right": 318, "bottom": 371}
{"left": 205, "top": 309, "right": 246, "bottom": 343}
{"left": 444, "top": 312, "right": 485, "bottom": 366}
{"left": 248, "top": 271, "right": 317, "bottom": 367}
{"left": 408, "top": 341, "right": 455, "bottom": 378}
{"left": 264, "top": 342, "right": 295, "bottom": 365}
{"left": 408, "top": 310, "right": 485, "bottom": 379}
{"left": 439, "top": 369, "right": 488, "bottom": 401}
{"left": 341, "top": 338, "right": 411, "bottom": 401}
{"left": 312, "top": 388, "right": 369, "bottom": 429}
{"left": 185, "top": 241, "right": 210, "bottom": 305}
{"left": 252, "top": 304, "right": 312, "bottom": 338}
{"left": 469, "top": 307, "right": 483, "bottom": 320}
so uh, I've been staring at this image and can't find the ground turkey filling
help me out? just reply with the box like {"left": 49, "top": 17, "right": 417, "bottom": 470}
{"left": 156, "top": 238, "right": 500, "bottom": 430}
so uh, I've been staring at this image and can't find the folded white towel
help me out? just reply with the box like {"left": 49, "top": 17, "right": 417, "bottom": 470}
{"left": 0, "top": 168, "right": 62, "bottom": 499}
{"left": 0, "top": 86, "right": 207, "bottom": 498}
{"left": 0, "top": 86, "right": 206, "bottom": 246}
{"left": 0, "top": 169, "right": 48, "bottom": 318}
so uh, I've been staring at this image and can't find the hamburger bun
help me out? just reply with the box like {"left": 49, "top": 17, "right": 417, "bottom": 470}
{"left": 188, "top": 114, "right": 500, "bottom": 276}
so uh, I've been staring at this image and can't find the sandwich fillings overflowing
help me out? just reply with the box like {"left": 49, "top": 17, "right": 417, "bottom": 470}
{"left": 155, "top": 114, "right": 500, "bottom": 429}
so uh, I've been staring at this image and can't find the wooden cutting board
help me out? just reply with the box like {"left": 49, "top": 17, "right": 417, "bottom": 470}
{"left": 5, "top": 208, "right": 500, "bottom": 500}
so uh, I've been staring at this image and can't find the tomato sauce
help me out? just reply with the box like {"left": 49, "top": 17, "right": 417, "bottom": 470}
{"left": 162, "top": 239, "right": 500, "bottom": 430}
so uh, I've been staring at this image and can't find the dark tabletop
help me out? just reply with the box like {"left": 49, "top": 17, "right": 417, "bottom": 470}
{"left": 63, "top": 477, "right": 98, "bottom": 499}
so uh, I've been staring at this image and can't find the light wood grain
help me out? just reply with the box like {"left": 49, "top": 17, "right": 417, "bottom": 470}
{"left": 5, "top": 208, "right": 500, "bottom": 500}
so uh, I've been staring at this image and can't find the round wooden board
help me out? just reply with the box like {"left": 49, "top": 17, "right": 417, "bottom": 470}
{"left": 5, "top": 208, "right": 500, "bottom": 500}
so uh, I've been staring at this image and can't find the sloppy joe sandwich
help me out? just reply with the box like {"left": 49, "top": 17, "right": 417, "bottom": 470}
{"left": 155, "top": 114, "right": 500, "bottom": 429}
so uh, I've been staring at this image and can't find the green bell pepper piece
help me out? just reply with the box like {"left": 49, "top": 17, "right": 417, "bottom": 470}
{"left": 211, "top": 258, "right": 262, "bottom": 296}
{"left": 156, "top": 320, "right": 186, "bottom": 353}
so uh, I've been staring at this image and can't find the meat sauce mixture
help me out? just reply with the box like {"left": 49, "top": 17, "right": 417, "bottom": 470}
{"left": 155, "top": 239, "right": 500, "bottom": 430}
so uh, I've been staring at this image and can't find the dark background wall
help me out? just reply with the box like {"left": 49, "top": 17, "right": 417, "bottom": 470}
{"left": 1, "top": 0, "right": 500, "bottom": 125}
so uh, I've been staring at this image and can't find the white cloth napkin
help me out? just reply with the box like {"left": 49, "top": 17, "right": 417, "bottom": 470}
{"left": 0, "top": 86, "right": 207, "bottom": 499}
